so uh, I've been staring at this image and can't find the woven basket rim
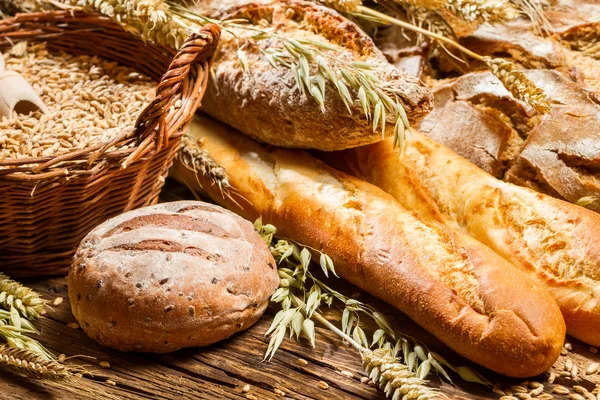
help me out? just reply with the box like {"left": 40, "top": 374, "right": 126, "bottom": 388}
{"left": 0, "top": 10, "right": 220, "bottom": 182}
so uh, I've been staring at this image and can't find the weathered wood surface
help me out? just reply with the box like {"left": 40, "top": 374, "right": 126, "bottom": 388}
{"left": 1, "top": 180, "right": 600, "bottom": 400}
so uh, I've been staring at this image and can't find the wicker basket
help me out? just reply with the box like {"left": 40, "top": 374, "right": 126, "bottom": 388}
{"left": 0, "top": 11, "right": 221, "bottom": 277}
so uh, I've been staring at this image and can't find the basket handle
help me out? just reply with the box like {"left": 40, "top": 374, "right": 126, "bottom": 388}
{"left": 128, "top": 24, "right": 221, "bottom": 162}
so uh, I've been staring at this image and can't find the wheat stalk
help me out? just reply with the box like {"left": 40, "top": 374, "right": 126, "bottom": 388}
{"left": 353, "top": 6, "right": 551, "bottom": 113}
{"left": 0, "top": 273, "right": 46, "bottom": 319}
{"left": 0, "top": 346, "right": 73, "bottom": 380}
{"left": 47, "top": 0, "right": 195, "bottom": 48}
{"left": 178, "top": 135, "right": 231, "bottom": 195}
{"left": 444, "top": 0, "right": 520, "bottom": 23}
{"left": 483, "top": 56, "right": 550, "bottom": 113}
{"left": 255, "top": 219, "right": 491, "bottom": 398}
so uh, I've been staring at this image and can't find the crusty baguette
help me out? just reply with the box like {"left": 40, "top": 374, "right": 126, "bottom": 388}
{"left": 171, "top": 114, "right": 565, "bottom": 377}
{"left": 190, "top": 0, "right": 433, "bottom": 150}
{"left": 331, "top": 132, "right": 600, "bottom": 346}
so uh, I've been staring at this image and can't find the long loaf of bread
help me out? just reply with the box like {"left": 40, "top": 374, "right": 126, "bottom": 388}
{"left": 331, "top": 132, "right": 600, "bottom": 346}
{"left": 172, "top": 115, "right": 565, "bottom": 377}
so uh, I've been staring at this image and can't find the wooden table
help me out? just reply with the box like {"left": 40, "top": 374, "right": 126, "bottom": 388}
{"left": 2, "top": 180, "right": 599, "bottom": 400}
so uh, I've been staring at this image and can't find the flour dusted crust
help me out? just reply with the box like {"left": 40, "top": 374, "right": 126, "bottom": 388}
{"left": 172, "top": 115, "right": 565, "bottom": 377}
{"left": 195, "top": 0, "right": 433, "bottom": 151}
{"left": 68, "top": 201, "right": 279, "bottom": 353}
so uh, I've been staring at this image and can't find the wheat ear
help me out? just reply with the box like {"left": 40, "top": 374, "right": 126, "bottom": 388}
{"left": 0, "top": 346, "right": 74, "bottom": 380}
{"left": 0, "top": 273, "right": 46, "bottom": 319}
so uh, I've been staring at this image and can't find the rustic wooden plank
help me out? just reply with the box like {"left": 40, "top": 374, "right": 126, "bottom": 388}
{"left": 1, "top": 180, "right": 598, "bottom": 400}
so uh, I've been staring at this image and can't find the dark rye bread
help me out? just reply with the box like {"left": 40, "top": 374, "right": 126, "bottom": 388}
{"left": 68, "top": 201, "right": 279, "bottom": 353}
{"left": 416, "top": 69, "right": 600, "bottom": 212}
{"left": 190, "top": 0, "right": 433, "bottom": 150}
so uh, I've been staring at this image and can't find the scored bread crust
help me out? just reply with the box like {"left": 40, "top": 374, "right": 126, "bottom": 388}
{"left": 333, "top": 132, "right": 600, "bottom": 346}
{"left": 68, "top": 202, "right": 279, "bottom": 353}
{"left": 196, "top": 0, "right": 433, "bottom": 151}
{"left": 172, "top": 115, "right": 565, "bottom": 377}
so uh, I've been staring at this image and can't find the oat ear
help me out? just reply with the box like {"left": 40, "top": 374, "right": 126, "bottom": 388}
{"left": 0, "top": 54, "right": 48, "bottom": 118}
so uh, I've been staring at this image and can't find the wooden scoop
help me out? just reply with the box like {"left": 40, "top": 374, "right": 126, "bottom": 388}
{"left": 0, "top": 53, "right": 48, "bottom": 118}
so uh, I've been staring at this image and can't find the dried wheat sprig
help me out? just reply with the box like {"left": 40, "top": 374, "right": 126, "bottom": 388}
{"left": 168, "top": 4, "right": 412, "bottom": 150}
{"left": 178, "top": 136, "right": 231, "bottom": 195}
{"left": 444, "top": 0, "right": 520, "bottom": 23}
{"left": 0, "top": 309, "right": 54, "bottom": 360}
{"left": 353, "top": 6, "right": 551, "bottom": 113}
{"left": 0, "top": 346, "right": 74, "bottom": 380}
{"left": 483, "top": 56, "right": 550, "bottom": 113}
{"left": 256, "top": 218, "right": 488, "bottom": 395}
{"left": 50, "top": 0, "right": 194, "bottom": 48}
{"left": 0, "top": 273, "right": 46, "bottom": 319}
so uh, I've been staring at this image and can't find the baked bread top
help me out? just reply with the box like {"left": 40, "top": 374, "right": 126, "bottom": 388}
{"left": 196, "top": 0, "right": 433, "bottom": 151}
{"left": 68, "top": 201, "right": 279, "bottom": 353}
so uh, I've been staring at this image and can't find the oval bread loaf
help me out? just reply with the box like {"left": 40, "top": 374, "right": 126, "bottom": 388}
{"left": 193, "top": 0, "right": 433, "bottom": 150}
{"left": 172, "top": 115, "right": 566, "bottom": 377}
{"left": 333, "top": 132, "right": 600, "bottom": 346}
{"left": 68, "top": 201, "right": 279, "bottom": 353}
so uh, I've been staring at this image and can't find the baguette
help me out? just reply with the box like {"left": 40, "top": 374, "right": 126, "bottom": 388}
{"left": 190, "top": 0, "right": 433, "bottom": 150}
{"left": 331, "top": 132, "right": 600, "bottom": 346}
{"left": 172, "top": 114, "right": 565, "bottom": 377}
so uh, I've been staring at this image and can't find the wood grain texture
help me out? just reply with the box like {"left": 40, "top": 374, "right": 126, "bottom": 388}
{"left": 0, "top": 179, "right": 598, "bottom": 400}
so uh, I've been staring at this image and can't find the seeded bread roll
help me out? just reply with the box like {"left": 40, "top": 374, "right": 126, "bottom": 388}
{"left": 331, "top": 132, "right": 600, "bottom": 346}
{"left": 68, "top": 201, "right": 279, "bottom": 353}
{"left": 172, "top": 115, "right": 565, "bottom": 377}
{"left": 191, "top": 0, "right": 433, "bottom": 150}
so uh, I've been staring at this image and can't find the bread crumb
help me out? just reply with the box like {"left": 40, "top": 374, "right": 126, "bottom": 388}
{"left": 100, "top": 361, "right": 111, "bottom": 369}
{"left": 273, "top": 388, "right": 285, "bottom": 396}
{"left": 53, "top": 297, "right": 63, "bottom": 307}
{"left": 318, "top": 381, "right": 329, "bottom": 390}
{"left": 297, "top": 358, "right": 307, "bottom": 366}
{"left": 246, "top": 395, "right": 257, "bottom": 400}
{"left": 58, "top": 354, "right": 66, "bottom": 363}
{"left": 105, "top": 379, "right": 116, "bottom": 386}
{"left": 242, "top": 384, "right": 250, "bottom": 393}
{"left": 67, "top": 322, "right": 79, "bottom": 329}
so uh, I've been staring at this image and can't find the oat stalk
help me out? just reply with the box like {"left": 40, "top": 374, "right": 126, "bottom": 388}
{"left": 169, "top": 4, "right": 412, "bottom": 150}
{"left": 0, "top": 273, "right": 46, "bottom": 319}
{"left": 0, "top": 346, "right": 73, "bottom": 380}
{"left": 256, "top": 218, "right": 490, "bottom": 395}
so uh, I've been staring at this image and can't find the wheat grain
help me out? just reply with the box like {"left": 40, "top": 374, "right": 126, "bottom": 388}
{"left": 445, "top": 0, "right": 520, "bottom": 23}
{"left": 0, "top": 346, "right": 73, "bottom": 380}
{"left": 0, "top": 44, "right": 155, "bottom": 166}
{"left": 483, "top": 56, "right": 550, "bottom": 113}
{"left": 0, "top": 273, "right": 46, "bottom": 319}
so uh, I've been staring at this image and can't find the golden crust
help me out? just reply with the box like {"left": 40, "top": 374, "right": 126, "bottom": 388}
{"left": 172, "top": 115, "right": 565, "bottom": 377}
{"left": 336, "top": 132, "right": 600, "bottom": 346}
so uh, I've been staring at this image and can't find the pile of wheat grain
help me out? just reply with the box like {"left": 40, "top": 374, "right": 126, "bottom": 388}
{"left": 0, "top": 43, "right": 156, "bottom": 165}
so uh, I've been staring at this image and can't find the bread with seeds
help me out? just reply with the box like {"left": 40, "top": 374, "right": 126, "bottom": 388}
{"left": 191, "top": 0, "right": 433, "bottom": 150}
{"left": 331, "top": 131, "right": 600, "bottom": 346}
{"left": 172, "top": 115, "right": 565, "bottom": 377}
{"left": 68, "top": 201, "right": 279, "bottom": 353}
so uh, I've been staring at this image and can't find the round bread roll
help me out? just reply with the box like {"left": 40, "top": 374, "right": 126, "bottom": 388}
{"left": 68, "top": 201, "right": 279, "bottom": 353}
